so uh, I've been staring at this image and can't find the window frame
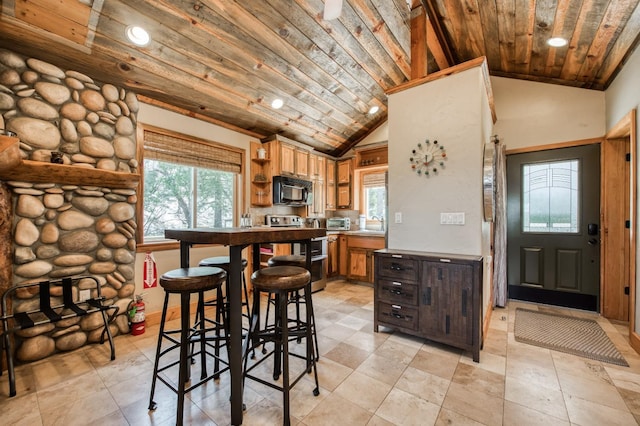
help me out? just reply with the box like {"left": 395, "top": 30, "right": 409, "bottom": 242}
{"left": 136, "top": 124, "right": 245, "bottom": 251}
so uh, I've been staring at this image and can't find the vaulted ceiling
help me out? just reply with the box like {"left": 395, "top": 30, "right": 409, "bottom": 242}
{"left": 1, "top": 1, "right": 639, "bottom": 156}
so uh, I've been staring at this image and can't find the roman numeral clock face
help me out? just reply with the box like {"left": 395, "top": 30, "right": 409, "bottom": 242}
{"left": 409, "top": 139, "right": 447, "bottom": 176}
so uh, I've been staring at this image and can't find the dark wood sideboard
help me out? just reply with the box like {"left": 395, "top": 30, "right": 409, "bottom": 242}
{"left": 374, "top": 249, "right": 483, "bottom": 362}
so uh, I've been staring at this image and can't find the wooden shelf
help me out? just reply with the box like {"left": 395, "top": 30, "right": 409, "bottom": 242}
{"left": 0, "top": 159, "right": 140, "bottom": 189}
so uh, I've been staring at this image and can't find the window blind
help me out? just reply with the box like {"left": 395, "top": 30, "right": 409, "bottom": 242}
{"left": 363, "top": 172, "right": 386, "bottom": 187}
{"left": 144, "top": 130, "right": 242, "bottom": 174}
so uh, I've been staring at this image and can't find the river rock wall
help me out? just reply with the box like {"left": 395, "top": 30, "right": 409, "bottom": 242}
{"left": 0, "top": 48, "right": 139, "bottom": 362}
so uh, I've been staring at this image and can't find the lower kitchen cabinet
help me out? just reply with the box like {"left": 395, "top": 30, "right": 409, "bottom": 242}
{"left": 327, "top": 234, "right": 339, "bottom": 277}
{"left": 374, "top": 248, "right": 482, "bottom": 362}
{"left": 347, "top": 235, "right": 385, "bottom": 284}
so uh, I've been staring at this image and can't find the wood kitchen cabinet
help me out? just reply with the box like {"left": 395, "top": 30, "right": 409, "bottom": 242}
{"left": 347, "top": 235, "right": 385, "bottom": 284}
{"left": 337, "top": 159, "right": 351, "bottom": 184}
{"left": 327, "top": 234, "right": 339, "bottom": 277}
{"left": 308, "top": 154, "right": 326, "bottom": 217}
{"left": 326, "top": 159, "right": 336, "bottom": 210}
{"left": 336, "top": 158, "right": 353, "bottom": 208}
{"left": 374, "top": 249, "right": 483, "bottom": 362}
{"left": 338, "top": 234, "right": 347, "bottom": 276}
{"left": 264, "top": 135, "right": 310, "bottom": 178}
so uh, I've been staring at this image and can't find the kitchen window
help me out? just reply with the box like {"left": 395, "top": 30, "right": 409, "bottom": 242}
{"left": 360, "top": 169, "right": 387, "bottom": 224}
{"left": 138, "top": 125, "right": 244, "bottom": 247}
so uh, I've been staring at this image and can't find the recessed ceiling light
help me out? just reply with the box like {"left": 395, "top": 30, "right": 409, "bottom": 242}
{"left": 368, "top": 106, "right": 379, "bottom": 114}
{"left": 271, "top": 98, "right": 284, "bottom": 109}
{"left": 126, "top": 26, "right": 150, "bottom": 46}
{"left": 547, "top": 37, "right": 567, "bottom": 47}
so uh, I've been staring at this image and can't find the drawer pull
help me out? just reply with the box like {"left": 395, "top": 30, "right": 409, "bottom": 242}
{"left": 392, "top": 312, "right": 405, "bottom": 320}
{"left": 389, "top": 288, "right": 403, "bottom": 296}
{"left": 392, "top": 281, "right": 402, "bottom": 286}
{"left": 391, "top": 304, "right": 402, "bottom": 310}
{"left": 423, "top": 287, "right": 431, "bottom": 305}
{"left": 390, "top": 263, "right": 404, "bottom": 271}
{"left": 391, "top": 254, "right": 403, "bottom": 258}
{"left": 439, "top": 258, "right": 451, "bottom": 263}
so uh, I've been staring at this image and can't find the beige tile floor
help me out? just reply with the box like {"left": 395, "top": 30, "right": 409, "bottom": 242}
{"left": 2, "top": 280, "right": 640, "bottom": 425}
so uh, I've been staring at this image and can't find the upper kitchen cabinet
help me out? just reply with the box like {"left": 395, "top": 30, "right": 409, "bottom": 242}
{"left": 326, "top": 159, "right": 336, "bottom": 210}
{"left": 355, "top": 144, "right": 388, "bottom": 168}
{"left": 337, "top": 158, "right": 354, "bottom": 209}
{"left": 249, "top": 141, "right": 272, "bottom": 207}
{"left": 308, "top": 154, "right": 326, "bottom": 217}
{"left": 264, "top": 135, "right": 310, "bottom": 179}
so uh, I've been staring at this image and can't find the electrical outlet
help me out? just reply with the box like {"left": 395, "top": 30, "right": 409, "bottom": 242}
{"left": 395, "top": 212, "right": 402, "bottom": 223}
{"left": 79, "top": 289, "right": 91, "bottom": 302}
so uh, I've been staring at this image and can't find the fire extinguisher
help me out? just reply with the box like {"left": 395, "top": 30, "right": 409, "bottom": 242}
{"left": 128, "top": 294, "right": 146, "bottom": 335}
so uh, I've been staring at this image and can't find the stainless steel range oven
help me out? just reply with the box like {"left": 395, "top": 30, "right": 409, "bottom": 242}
{"left": 265, "top": 214, "right": 327, "bottom": 292}
{"left": 292, "top": 237, "right": 327, "bottom": 292}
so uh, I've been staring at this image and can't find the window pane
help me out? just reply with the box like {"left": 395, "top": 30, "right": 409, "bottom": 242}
{"left": 365, "top": 186, "right": 386, "bottom": 219}
{"left": 143, "top": 159, "right": 194, "bottom": 239}
{"left": 143, "top": 159, "right": 236, "bottom": 241}
{"left": 196, "top": 168, "right": 234, "bottom": 228}
{"left": 522, "top": 160, "right": 579, "bottom": 233}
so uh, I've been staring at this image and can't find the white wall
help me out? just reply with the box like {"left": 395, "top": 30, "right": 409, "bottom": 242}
{"left": 135, "top": 103, "right": 255, "bottom": 313}
{"left": 492, "top": 77, "right": 606, "bottom": 149}
{"left": 605, "top": 45, "right": 640, "bottom": 332}
{"left": 387, "top": 67, "right": 491, "bottom": 256}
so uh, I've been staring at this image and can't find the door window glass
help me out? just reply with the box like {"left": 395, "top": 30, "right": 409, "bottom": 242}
{"left": 522, "top": 159, "right": 579, "bottom": 233}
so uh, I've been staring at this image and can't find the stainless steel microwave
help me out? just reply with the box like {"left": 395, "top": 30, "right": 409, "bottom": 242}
{"left": 272, "top": 175, "right": 312, "bottom": 206}
{"left": 326, "top": 217, "right": 351, "bottom": 230}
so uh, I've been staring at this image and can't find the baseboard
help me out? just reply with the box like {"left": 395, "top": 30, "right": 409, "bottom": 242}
{"left": 631, "top": 329, "right": 640, "bottom": 355}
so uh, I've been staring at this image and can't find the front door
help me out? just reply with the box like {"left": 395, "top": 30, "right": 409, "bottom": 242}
{"left": 506, "top": 144, "right": 600, "bottom": 311}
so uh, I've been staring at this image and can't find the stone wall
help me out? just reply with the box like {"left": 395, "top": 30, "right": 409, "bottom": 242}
{"left": 0, "top": 49, "right": 139, "bottom": 362}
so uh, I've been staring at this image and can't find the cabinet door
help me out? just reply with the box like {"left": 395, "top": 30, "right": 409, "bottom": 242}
{"left": 326, "top": 159, "right": 336, "bottom": 185}
{"left": 441, "top": 263, "right": 474, "bottom": 345}
{"left": 420, "top": 261, "right": 444, "bottom": 337}
{"left": 327, "top": 236, "right": 338, "bottom": 277}
{"left": 311, "top": 179, "right": 325, "bottom": 216}
{"left": 317, "top": 156, "right": 326, "bottom": 181}
{"left": 347, "top": 247, "right": 369, "bottom": 281}
{"left": 280, "top": 144, "right": 295, "bottom": 175}
{"left": 337, "top": 159, "right": 351, "bottom": 184}
{"left": 295, "top": 149, "right": 309, "bottom": 178}
{"left": 421, "top": 261, "right": 473, "bottom": 344}
{"left": 337, "top": 185, "right": 350, "bottom": 208}
{"left": 338, "top": 235, "right": 347, "bottom": 275}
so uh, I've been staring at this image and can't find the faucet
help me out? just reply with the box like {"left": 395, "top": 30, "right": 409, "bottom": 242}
{"left": 371, "top": 216, "right": 385, "bottom": 231}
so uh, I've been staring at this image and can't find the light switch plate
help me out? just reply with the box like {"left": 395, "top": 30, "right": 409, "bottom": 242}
{"left": 395, "top": 212, "right": 402, "bottom": 223}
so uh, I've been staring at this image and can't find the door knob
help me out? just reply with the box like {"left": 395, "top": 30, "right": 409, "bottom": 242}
{"left": 588, "top": 238, "right": 598, "bottom": 245}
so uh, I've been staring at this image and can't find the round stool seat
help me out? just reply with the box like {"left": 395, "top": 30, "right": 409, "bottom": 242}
{"left": 199, "top": 256, "right": 248, "bottom": 271}
{"left": 160, "top": 267, "right": 226, "bottom": 293}
{"left": 251, "top": 266, "right": 310, "bottom": 292}
{"left": 267, "top": 255, "right": 305, "bottom": 267}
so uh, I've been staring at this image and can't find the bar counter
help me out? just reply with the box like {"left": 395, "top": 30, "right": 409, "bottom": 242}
{"left": 164, "top": 226, "right": 326, "bottom": 425}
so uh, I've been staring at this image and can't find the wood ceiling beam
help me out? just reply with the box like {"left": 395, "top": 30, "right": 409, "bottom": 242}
{"left": 422, "top": 0, "right": 456, "bottom": 67}
{"left": 410, "top": 4, "right": 428, "bottom": 79}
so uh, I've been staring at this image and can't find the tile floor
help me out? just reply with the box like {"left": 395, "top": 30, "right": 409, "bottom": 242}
{"left": 2, "top": 280, "right": 640, "bottom": 425}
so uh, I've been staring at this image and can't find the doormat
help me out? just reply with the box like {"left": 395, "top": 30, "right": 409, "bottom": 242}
{"left": 514, "top": 308, "right": 628, "bottom": 367}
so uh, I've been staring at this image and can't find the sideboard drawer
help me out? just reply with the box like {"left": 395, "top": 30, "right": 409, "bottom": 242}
{"left": 377, "top": 279, "right": 419, "bottom": 305}
{"left": 377, "top": 256, "right": 419, "bottom": 281}
{"left": 377, "top": 301, "right": 419, "bottom": 331}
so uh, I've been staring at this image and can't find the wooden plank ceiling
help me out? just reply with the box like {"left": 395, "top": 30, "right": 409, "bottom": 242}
{"left": 0, "top": 0, "right": 639, "bottom": 156}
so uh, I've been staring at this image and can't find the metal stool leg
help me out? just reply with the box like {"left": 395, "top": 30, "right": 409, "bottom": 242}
{"left": 148, "top": 293, "right": 170, "bottom": 410}
{"left": 176, "top": 292, "right": 191, "bottom": 426}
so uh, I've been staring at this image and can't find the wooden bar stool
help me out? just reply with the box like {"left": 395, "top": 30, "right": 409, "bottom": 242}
{"left": 244, "top": 265, "right": 319, "bottom": 426}
{"left": 148, "top": 266, "right": 228, "bottom": 426}
{"left": 267, "top": 255, "right": 319, "bottom": 361}
{"left": 198, "top": 256, "right": 252, "bottom": 327}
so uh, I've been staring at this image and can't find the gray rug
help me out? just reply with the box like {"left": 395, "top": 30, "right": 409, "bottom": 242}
{"left": 514, "top": 308, "right": 628, "bottom": 366}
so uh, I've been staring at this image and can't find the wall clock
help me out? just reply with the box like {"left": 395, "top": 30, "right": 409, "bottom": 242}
{"left": 409, "top": 139, "right": 447, "bottom": 176}
{"left": 482, "top": 141, "right": 496, "bottom": 222}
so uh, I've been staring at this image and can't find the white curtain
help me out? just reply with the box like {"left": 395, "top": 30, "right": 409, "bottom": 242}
{"left": 494, "top": 142, "right": 508, "bottom": 307}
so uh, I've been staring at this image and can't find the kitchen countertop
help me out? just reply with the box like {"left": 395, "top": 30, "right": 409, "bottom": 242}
{"left": 327, "top": 230, "right": 385, "bottom": 237}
